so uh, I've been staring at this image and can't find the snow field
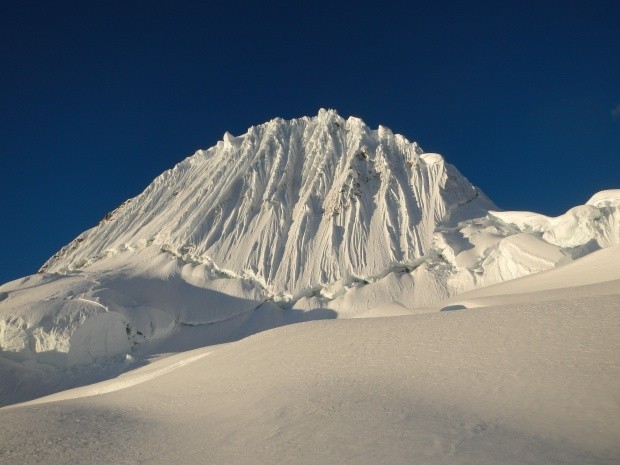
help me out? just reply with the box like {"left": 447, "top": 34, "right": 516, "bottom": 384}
{"left": 1, "top": 289, "right": 618, "bottom": 465}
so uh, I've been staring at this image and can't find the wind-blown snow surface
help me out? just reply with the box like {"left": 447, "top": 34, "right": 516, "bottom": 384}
{"left": 1, "top": 247, "right": 619, "bottom": 465}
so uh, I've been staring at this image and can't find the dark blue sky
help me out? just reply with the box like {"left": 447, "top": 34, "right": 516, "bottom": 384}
{"left": 1, "top": 0, "right": 618, "bottom": 284}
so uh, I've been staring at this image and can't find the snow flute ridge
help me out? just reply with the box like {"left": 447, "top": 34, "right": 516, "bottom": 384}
{"left": 40, "top": 109, "right": 494, "bottom": 295}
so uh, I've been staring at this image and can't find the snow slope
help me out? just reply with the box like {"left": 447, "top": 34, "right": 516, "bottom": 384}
{"left": 1, "top": 248, "right": 618, "bottom": 464}
{"left": 0, "top": 248, "right": 337, "bottom": 405}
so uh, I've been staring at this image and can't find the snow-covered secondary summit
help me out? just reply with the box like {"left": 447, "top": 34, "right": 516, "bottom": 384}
{"left": 40, "top": 108, "right": 494, "bottom": 296}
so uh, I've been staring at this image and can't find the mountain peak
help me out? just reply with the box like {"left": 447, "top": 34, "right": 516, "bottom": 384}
{"left": 40, "top": 113, "right": 492, "bottom": 294}
{"left": 316, "top": 107, "right": 340, "bottom": 119}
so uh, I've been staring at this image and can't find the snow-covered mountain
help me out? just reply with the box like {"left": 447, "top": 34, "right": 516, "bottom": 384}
{"left": 0, "top": 110, "right": 618, "bottom": 405}
{"left": 39, "top": 108, "right": 494, "bottom": 297}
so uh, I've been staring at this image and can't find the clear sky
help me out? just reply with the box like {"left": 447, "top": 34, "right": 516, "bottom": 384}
{"left": 1, "top": 0, "right": 618, "bottom": 284}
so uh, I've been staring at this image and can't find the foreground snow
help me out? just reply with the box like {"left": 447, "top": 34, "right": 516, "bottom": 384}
{"left": 1, "top": 301, "right": 617, "bottom": 464}
{"left": 1, "top": 248, "right": 618, "bottom": 465}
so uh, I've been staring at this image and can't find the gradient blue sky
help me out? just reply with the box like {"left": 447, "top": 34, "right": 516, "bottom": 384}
{"left": 1, "top": 0, "right": 618, "bottom": 284}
